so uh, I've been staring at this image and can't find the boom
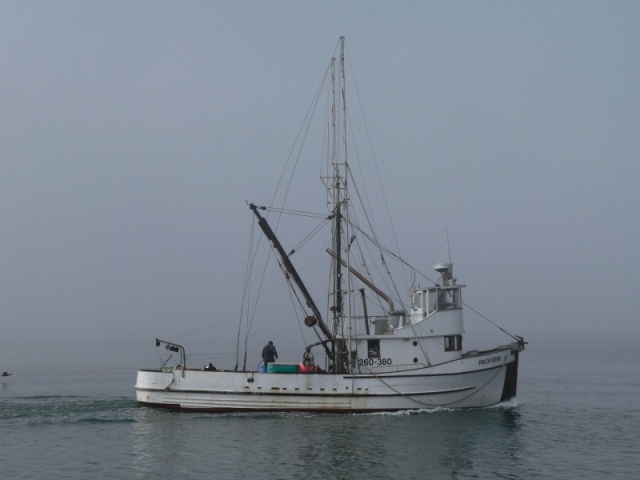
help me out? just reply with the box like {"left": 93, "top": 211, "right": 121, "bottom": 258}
{"left": 249, "top": 203, "right": 335, "bottom": 359}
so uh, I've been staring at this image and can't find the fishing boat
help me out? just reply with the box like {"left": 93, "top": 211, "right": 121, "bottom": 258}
{"left": 135, "top": 37, "right": 525, "bottom": 412}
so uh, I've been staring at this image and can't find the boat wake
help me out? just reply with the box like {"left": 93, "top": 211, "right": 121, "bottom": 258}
{"left": 0, "top": 396, "right": 139, "bottom": 426}
{"left": 483, "top": 397, "right": 519, "bottom": 410}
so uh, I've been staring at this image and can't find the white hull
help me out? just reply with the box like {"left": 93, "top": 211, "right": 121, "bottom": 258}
{"left": 136, "top": 346, "right": 520, "bottom": 412}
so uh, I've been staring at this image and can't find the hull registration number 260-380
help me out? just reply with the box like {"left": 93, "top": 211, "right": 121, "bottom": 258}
{"left": 359, "top": 358, "right": 392, "bottom": 366}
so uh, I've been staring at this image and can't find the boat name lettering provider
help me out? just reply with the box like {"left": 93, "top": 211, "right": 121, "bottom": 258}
{"left": 478, "top": 356, "right": 502, "bottom": 365}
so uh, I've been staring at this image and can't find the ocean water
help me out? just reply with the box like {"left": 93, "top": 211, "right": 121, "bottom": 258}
{"left": 1, "top": 341, "right": 639, "bottom": 479}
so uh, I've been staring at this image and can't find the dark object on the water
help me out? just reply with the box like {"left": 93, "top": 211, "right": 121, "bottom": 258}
{"left": 2, "top": 371, "right": 11, "bottom": 377}
{"left": 203, "top": 363, "right": 217, "bottom": 371}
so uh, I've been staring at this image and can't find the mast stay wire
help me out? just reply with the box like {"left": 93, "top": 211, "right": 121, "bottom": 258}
{"left": 238, "top": 51, "right": 336, "bottom": 364}
{"left": 343, "top": 42, "right": 412, "bottom": 291}
{"left": 342, "top": 42, "right": 518, "bottom": 342}
{"left": 349, "top": 224, "right": 520, "bottom": 341}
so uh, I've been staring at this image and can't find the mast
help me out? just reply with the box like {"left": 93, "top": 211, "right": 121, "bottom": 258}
{"left": 330, "top": 36, "right": 350, "bottom": 374}
{"left": 330, "top": 48, "right": 342, "bottom": 357}
{"left": 249, "top": 203, "right": 335, "bottom": 360}
{"left": 340, "top": 37, "right": 354, "bottom": 371}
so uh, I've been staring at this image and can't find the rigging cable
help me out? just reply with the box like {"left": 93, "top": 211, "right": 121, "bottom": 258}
{"left": 347, "top": 224, "right": 521, "bottom": 341}
{"left": 236, "top": 216, "right": 256, "bottom": 370}
{"left": 345, "top": 163, "right": 405, "bottom": 311}
{"left": 271, "top": 63, "right": 333, "bottom": 224}
{"left": 345, "top": 43, "right": 412, "bottom": 290}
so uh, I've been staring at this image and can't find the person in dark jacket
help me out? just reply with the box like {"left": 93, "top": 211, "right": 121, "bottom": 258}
{"left": 262, "top": 341, "right": 278, "bottom": 370}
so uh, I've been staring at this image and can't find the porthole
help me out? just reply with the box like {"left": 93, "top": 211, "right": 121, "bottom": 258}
{"left": 412, "top": 341, "right": 418, "bottom": 347}
{"left": 413, "top": 357, "right": 418, "bottom": 363}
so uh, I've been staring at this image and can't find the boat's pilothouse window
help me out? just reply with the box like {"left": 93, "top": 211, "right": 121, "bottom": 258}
{"left": 367, "top": 340, "right": 380, "bottom": 358}
{"left": 428, "top": 287, "right": 461, "bottom": 313}
{"left": 428, "top": 289, "right": 437, "bottom": 314}
{"left": 439, "top": 288, "right": 460, "bottom": 309}
{"left": 444, "top": 335, "right": 462, "bottom": 352}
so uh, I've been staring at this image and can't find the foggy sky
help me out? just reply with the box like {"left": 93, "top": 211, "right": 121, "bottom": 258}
{"left": 2, "top": 1, "right": 639, "bottom": 369}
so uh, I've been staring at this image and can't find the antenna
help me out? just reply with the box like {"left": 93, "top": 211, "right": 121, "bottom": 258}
{"left": 446, "top": 227, "right": 452, "bottom": 264}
